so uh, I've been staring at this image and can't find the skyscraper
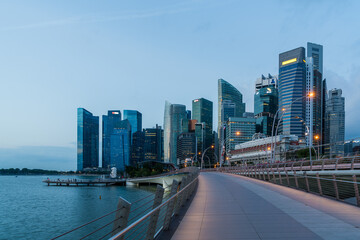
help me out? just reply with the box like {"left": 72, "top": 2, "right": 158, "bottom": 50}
{"left": 325, "top": 89, "right": 345, "bottom": 156}
{"left": 218, "top": 78, "right": 246, "bottom": 126}
{"left": 254, "top": 74, "right": 278, "bottom": 136}
{"left": 144, "top": 125, "right": 163, "bottom": 162}
{"left": 226, "top": 117, "right": 256, "bottom": 151}
{"left": 77, "top": 108, "right": 99, "bottom": 171}
{"left": 177, "top": 132, "right": 196, "bottom": 163}
{"left": 163, "top": 101, "right": 187, "bottom": 165}
{"left": 123, "top": 110, "right": 142, "bottom": 134}
{"left": 278, "top": 47, "right": 306, "bottom": 137}
{"left": 192, "top": 98, "right": 213, "bottom": 151}
{"left": 109, "top": 119, "right": 132, "bottom": 172}
{"left": 131, "top": 131, "right": 145, "bottom": 165}
{"left": 307, "top": 42, "right": 323, "bottom": 75}
{"left": 102, "top": 110, "right": 122, "bottom": 169}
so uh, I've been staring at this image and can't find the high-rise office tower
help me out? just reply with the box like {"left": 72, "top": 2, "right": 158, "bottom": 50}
{"left": 102, "top": 110, "right": 122, "bottom": 169}
{"left": 218, "top": 79, "right": 246, "bottom": 126}
{"left": 192, "top": 98, "right": 213, "bottom": 152}
{"left": 254, "top": 74, "right": 278, "bottom": 136}
{"left": 307, "top": 42, "right": 323, "bottom": 75}
{"left": 226, "top": 117, "right": 256, "bottom": 151}
{"left": 176, "top": 133, "right": 196, "bottom": 163}
{"left": 325, "top": 89, "right": 345, "bottom": 156}
{"left": 131, "top": 131, "right": 145, "bottom": 164}
{"left": 186, "top": 110, "right": 192, "bottom": 120}
{"left": 144, "top": 125, "right": 163, "bottom": 162}
{"left": 77, "top": 108, "right": 99, "bottom": 171}
{"left": 279, "top": 47, "right": 306, "bottom": 137}
{"left": 109, "top": 119, "right": 132, "bottom": 172}
{"left": 123, "top": 110, "right": 142, "bottom": 134}
{"left": 163, "top": 101, "right": 187, "bottom": 165}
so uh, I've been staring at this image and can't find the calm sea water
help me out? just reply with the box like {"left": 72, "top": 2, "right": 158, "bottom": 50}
{"left": 0, "top": 175, "right": 156, "bottom": 240}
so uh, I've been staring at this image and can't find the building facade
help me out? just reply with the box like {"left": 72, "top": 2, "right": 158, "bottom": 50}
{"left": 279, "top": 47, "right": 306, "bottom": 137}
{"left": 226, "top": 117, "right": 256, "bottom": 151}
{"left": 144, "top": 125, "right": 163, "bottom": 162}
{"left": 176, "top": 132, "right": 196, "bottom": 163}
{"left": 192, "top": 98, "right": 213, "bottom": 152}
{"left": 102, "top": 110, "right": 122, "bottom": 169}
{"left": 123, "top": 110, "right": 142, "bottom": 134}
{"left": 254, "top": 74, "right": 278, "bottom": 136}
{"left": 77, "top": 108, "right": 99, "bottom": 171}
{"left": 163, "top": 101, "right": 187, "bottom": 165}
{"left": 325, "top": 89, "right": 345, "bottom": 156}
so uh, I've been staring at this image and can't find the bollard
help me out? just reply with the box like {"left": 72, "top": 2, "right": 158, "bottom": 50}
{"left": 352, "top": 175, "right": 360, "bottom": 207}
{"left": 333, "top": 174, "right": 339, "bottom": 200}
{"left": 316, "top": 173, "right": 322, "bottom": 196}
{"left": 146, "top": 185, "right": 165, "bottom": 240}
{"left": 163, "top": 180, "right": 179, "bottom": 230}
{"left": 112, "top": 197, "right": 131, "bottom": 238}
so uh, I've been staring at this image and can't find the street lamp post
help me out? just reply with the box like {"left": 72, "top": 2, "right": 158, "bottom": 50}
{"left": 271, "top": 93, "right": 314, "bottom": 162}
{"left": 201, "top": 145, "right": 214, "bottom": 169}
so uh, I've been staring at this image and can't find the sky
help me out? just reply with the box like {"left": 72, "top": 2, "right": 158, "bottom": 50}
{"left": 1, "top": 0, "right": 360, "bottom": 170}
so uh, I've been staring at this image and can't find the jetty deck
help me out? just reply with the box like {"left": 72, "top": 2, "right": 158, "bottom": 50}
{"left": 43, "top": 178, "right": 126, "bottom": 186}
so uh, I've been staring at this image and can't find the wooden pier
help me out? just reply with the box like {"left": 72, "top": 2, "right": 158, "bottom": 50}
{"left": 43, "top": 178, "right": 126, "bottom": 186}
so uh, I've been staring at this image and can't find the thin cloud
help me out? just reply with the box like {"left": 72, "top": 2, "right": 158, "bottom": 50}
{"left": 1, "top": 7, "right": 193, "bottom": 31}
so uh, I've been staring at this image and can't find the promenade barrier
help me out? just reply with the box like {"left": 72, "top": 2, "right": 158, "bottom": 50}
{"left": 218, "top": 157, "right": 360, "bottom": 207}
{"left": 51, "top": 167, "right": 199, "bottom": 240}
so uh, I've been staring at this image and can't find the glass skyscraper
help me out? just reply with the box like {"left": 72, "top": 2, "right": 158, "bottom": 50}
{"left": 163, "top": 101, "right": 187, "bottom": 165}
{"left": 102, "top": 110, "right": 122, "bottom": 169}
{"left": 226, "top": 117, "right": 256, "bottom": 151}
{"left": 109, "top": 120, "right": 132, "bottom": 172}
{"left": 325, "top": 89, "right": 345, "bottom": 156}
{"left": 279, "top": 47, "right": 306, "bottom": 137}
{"left": 254, "top": 74, "right": 278, "bottom": 136}
{"left": 123, "top": 110, "right": 142, "bottom": 134}
{"left": 77, "top": 108, "right": 99, "bottom": 171}
{"left": 144, "top": 125, "right": 163, "bottom": 162}
{"left": 192, "top": 98, "right": 213, "bottom": 151}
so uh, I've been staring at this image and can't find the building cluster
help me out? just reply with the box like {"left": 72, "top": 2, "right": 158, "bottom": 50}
{"left": 77, "top": 42, "right": 346, "bottom": 171}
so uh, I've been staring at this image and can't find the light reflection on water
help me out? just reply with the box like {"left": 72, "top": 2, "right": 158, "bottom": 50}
{"left": 0, "top": 175, "right": 156, "bottom": 240}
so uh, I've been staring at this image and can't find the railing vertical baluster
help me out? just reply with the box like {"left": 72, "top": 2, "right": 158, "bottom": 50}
{"left": 316, "top": 173, "right": 322, "bottom": 196}
{"left": 335, "top": 159, "right": 339, "bottom": 170}
{"left": 272, "top": 170, "right": 276, "bottom": 183}
{"left": 300, "top": 161, "right": 303, "bottom": 171}
{"left": 278, "top": 171, "right": 282, "bottom": 185}
{"left": 294, "top": 171, "right": 299, "bottom": 188}
{"left": 146, "top": 185, "right": 165, "bottom": 240}
{"left": 262, "top": 170, "right": 266, "bottom": 181}
{"left": 304, "top": 172, "right": 310, "bottom": 192}
{"left": 267, "top": 170, "right": 270, "bottom": 181}
{"left": 322, "top": 159, "right": 325, "bottom": 171}
{"left": 174, "top": 177, "right": 186, "bottom": 216}
{"left": 351, "top": 157, "right": 355, "bottom": 170}
{"left": 163, "top": 180, "right": 179, "bottom": 231}
{"left": 333, "top": 174, "right": 340, "bottom": 200}
{"left": 285, "top": 170, "right": 290, "bottom": 186}
{"left": 352, "top": 175, "right": 360, "bottom": 207}
{"left": 112, "top": 197, "right": 131, "bottom": 238}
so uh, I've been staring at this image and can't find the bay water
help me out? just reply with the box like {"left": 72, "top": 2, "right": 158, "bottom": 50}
{"left": 0, "top": 175, "right": 156, "bottom": 240}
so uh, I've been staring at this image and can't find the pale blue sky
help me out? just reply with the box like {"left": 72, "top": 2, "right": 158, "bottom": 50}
{"left": 1, "top": 0, "right": 360, "bottom": 170}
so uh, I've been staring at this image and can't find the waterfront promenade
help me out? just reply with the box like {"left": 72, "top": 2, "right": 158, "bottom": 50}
{"left": 170, "top": 172, "right": 360, "bottom": 240}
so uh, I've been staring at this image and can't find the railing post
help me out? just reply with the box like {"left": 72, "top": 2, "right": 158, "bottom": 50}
{"left": 112, "top": 197, "right": 131, "bottom": 238}
{"left": 300, "top": 161, "right": 303, "bottom": 171}
{"left": 291, "top": 162, "right": 294, "bottom": 172}
{"left": 316, "top": 173, "right": 322, "bottom": 196}
{"left": 272, "top": 170, "right": 276, "bottom": 183}
{"left": 304, "top": 172, "right": 310, "bottom": 192}
{"left": 278, "top": 171, "right": 283, "bottom": 185}
{"left": 333, "top": 174, "right": 340, "bottom": 200}
{"left": 335, "top": 159, "right": 339, "bottom": 170}
{"left": 267, "top": 170, "right": 270, "bottom": 181}
{"left": 352, "top": 175, "right": 360, "bottom": 207}
{"left": 294, "top": 171, "right": 299, "bottom": 188}
{"left": 285, "top": 170, "right": 290, "bottom": 186}
{"left": 174, "top": 177, "right": 187, "bottom": 215}
{"left": 351, "top": 157, "right": 355, "bottom": 170}
{"left": 163, "top": 180, "right": 179, "bottom": 230}
{"left": 322, "top": 159, "right": 325, "bottom": 170}
{"left": 262, "top": 170, "right": 266, "bottom": 181}
{"left": 146, "top": 185, "right": 165, "bottom": 240}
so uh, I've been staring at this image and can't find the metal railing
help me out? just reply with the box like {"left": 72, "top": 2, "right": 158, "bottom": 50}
{"left": 51, "top": 167, "right": 199, "bottom": 240}
{"left": 220, "top": 161, "right": 360, "bottom": 207}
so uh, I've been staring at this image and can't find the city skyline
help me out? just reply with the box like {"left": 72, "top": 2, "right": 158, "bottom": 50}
{"left": 1, "top": 0, "right": 360, "bottom": 170}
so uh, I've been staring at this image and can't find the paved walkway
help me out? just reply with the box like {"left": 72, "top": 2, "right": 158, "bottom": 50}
{"left": 170, "top": 172, "right": 360, "bottom": 240}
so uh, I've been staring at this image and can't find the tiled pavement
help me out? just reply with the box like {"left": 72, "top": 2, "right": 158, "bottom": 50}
{"left": 170, "top": 172, "right": 360, "bottom": 240}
